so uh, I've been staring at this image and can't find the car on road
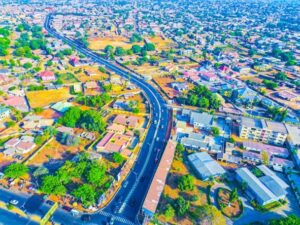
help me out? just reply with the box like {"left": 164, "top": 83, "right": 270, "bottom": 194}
{"left": 71, "top": 209, "right": 80, "bottom": 216}
{"left": 122, "top": 180, "right": 129, "bottom": 188}
{"left": 62, "top": 206, "right": 72, "bottom": 212}
{"left": 46, "top": 200, "right": 55, "bottom": 206}
{"left": 129, "top": 198, "right": 136, "bottom": 207}
{"left": 109, "top": 217, "right": 115, "bottom": 225}
{"left": 81, "top": 214, "right": 91, "bottom": 222}
{"left": 140, "top": 176, "right": 146, "bottom": 183}
{"left": 9, "top": 199, "right": 19, "bottom": 205}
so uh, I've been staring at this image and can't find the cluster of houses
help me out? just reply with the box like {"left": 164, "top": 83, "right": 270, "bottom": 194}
{"left": 173, "top": 107, "right": 300, "bottom": 207}
{"left": 95, "top": 115, "right": 141, "bottom": 157}
{"left": 236, "top": 165, "right": 289, "bottom": 206}
{"left": 3, "top": 136, "right": 36, "bottom": 157}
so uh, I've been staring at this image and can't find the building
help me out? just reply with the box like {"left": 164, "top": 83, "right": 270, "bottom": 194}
{"left": 217, "top": 142, "right": 241, "bottom": 164}
{"left": 199, "top": 71, "right": 218, "bottom": 82}
{"left": 181, "top": 132, "right": 223, "bottom": 153}
{"left": 285, "top": 124, "right": 300, "bottom": 168}
{"left": 188, "top": 152, "right": 225, "bottom": 180}
{"left": 107, "top": 123, "right": 126, "bottom": 134}
{"left": 190, "top": 112, "right": 213, "bottom": 129}
{"left": 37, "top": 71, "right": 56, "bottom": 81}
{"left": 270, "top": 157, "right": 294, "bottom": 172}
{"left": 236, "top": 167, "right": 287, "bottom": 206}
{"left": 142, "top": 141, "right": 176, "bottom": 218}
{"left": 3, "top": 136, "right": 36, "bottom": 155}
{"left": 170, "top": 82, "right": 188, "bottom": 91}
{"left": 276, "top": 91, "right": 299, "bottom": 102}
{"left": 243, "top": 141, "right": 289, "bottom": 158}
{"left": 51, "top": 102, "right": 73, "bottom": 113}
{"left": 95, "top": 132, "right": 132, "bottom": 154}
{"left": 0, "top": 107, "right": 10, "bottom": 120}
{"left": 113, "top": 115, "right": 140, "bottom": 128}
{"left": 239, "top": 117, "right": 288, "bottom": 146}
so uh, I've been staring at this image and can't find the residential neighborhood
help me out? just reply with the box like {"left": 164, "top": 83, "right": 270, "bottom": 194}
{"left": 0, "top": 0, "right": 299, "bottom": 225}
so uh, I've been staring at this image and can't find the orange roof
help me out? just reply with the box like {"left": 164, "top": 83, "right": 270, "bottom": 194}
{"left": 142, "top": 140, "right": 176, "bottom": 215}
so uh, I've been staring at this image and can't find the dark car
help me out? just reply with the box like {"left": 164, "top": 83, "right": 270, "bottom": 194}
{"left": 62, "top": 206, "right": 72, "bottom": 212}
{"left": 81, "top": 214, "right": 91, "bottom": 222}
{"left": 46, "top": 200, "right": 55, "bottom": 206}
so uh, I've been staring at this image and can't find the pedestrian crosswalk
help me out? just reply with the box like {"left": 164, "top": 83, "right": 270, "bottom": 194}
{"left": 98, "top": 210, "right": 136, "bottom": 225}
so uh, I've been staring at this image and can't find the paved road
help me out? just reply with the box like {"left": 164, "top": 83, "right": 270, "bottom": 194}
{"left": 44, "top": 13, "right": 171, "bottom": 224}
{"left": 0, "top": 208, "right": 38, "bottom": 225}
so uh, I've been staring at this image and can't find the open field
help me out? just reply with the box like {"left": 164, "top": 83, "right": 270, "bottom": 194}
{"left": 147, "top": 36, "right": 175, "bottom": 51}
{"left": 217, "top": 188, "right": 243, "bottom": 218}
{"left": 128, "top": 63, "right": 166, "bottom": 78}
{"left": 156, "top": 158, "right": 209, "bottom": 224}
{"left": 72, "top": 66, "right": 109, "bottom": 82}
{"left": 26, "top": 88, "right": 72, "bottom": 108}
{"left": 27, "top": 138, "right": 90, "bottom": 166}
{"left": 88, "top": 36, "right": 143, "bottom": 50}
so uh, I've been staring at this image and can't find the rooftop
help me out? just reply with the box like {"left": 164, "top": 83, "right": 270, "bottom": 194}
{"left": 188, "top": 152, "right": 225, "bottom": 180}
{"left": 236, "top": 167, "right": 276, "bottom": 204}
{"left": 142, "top": 141, "right": 176, "bottom": 215}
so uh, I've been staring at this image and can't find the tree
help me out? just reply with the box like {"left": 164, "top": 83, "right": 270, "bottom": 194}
{"left": 241, "top": 180, "right": 248, "bottom": 191}
{"left": 144, "top": 43, "right": 156, "bottom": 51}
{"left": 193, "top": 205, "right": 226, "bottom": 225}
{"left": 164, "top": 204, "right": 175, "bottom": 220}
{"left": 104, "top": 45, "right": 114, "bottom": 53}
{"left": 175, "top": 196, "right": 190, "bottom": 216}
{"left": 275, "top": 72, "right": 287, "bottom": 81}
{"left": 98, "top": 66, "right": 106, "bottom": 73}
{"left": 40, "top": 175, "right": 66, "bottom": 195}
{"left": 85, "top": 162, "right": 106, "bottom": 186}
{"left": 4, "top": 163, "right": 28, "bottom": 179}
{"left": 72, "top": 184, "right": 96, "bottom": 207}
{"left": 114, "top": 47, "right": 126, "bottom": 56}
{"left": 178, "top": 175, "right": 194, "bottom": 191}
{"left": 229, "top": 188, "right": 238, "bottom": 203}
{"left": 262, "top": 151, "right": 269, "bottom": 165}
{"left": 60, "top": 133, "right": 80, "bottom": 146}
{"left": 263, "top": 80, "right": 278, "bottom": 90}
{"left": 33, "top": 166, "right": 49, "bottom": 177}
{"left": 113, "top": 152, "right": 125, "bottom": 164}
{"left": 198, "top": 97, "right": 210, "bottom": 108}
{"left": 23, "top": 62, "right": 32, "bottom": 69}
{"left": 211, "top": 126, "right": 220, "bottom": 136}
{"left": 269, "top": 215, "right": 300, "bottom": 225}
{"left": 131, "top": 45, "right": 142, "bottom": 54}
{"left": 175, "top": 143, "right": 185, "bottom": 159}
{"left": 58, "top": 107, "right": 82, "bottom": 128}
{"left": 130, "top": 33, "right": 143, "bottom": 43}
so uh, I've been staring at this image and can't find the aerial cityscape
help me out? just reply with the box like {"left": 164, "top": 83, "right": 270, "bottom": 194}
{"left": 0, "top": 0, "right": 299, "bottom": 225}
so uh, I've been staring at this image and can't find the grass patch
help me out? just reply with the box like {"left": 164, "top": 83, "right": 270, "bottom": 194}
{"left": 250, "top": 200, "right": 283, "bottom": 212}
{"left": 56, "top": 72, "right": 79, "bottom": 83}
{"left": 26, "top": 88, "right": 72, "bottom": 108}
{"left": 217, "top": 188, "right": 243, "bottom": 218}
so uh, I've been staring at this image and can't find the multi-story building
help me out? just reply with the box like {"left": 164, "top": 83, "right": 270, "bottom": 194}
{"left": 239, "top": 117, "right": 287, "bottom": 146}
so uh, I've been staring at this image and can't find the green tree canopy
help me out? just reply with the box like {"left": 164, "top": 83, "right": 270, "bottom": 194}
{"left": 72, "top": 184, "right": 96, "bottom": 207}
{"left": 112, "top": 152, "right": 125, "bottom": 164}
{"left": 4, "top": 163, "right": 28, "bottom": 179}
{"left": 40, "top": 175, "right": 67, "bottom": 195}
{"left": 175, "top": 196, "right": 190, "bottom": 216}
{"left": 178, "top": 174, "right": 195, "bottom": 191}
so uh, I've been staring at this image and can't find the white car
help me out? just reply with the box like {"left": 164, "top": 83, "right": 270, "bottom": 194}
{"left": 9, "top": 199, "right": 19, "bottom": 205}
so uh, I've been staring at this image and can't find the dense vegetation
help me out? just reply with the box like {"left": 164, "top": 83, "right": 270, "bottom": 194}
{"left": 58, "top": 107, "right": 106, "bottom": 133}
{"left": 39, "top": 153, "right": 112, "bottom": 207}
{"left": 178, "top": 85, "right": 221, "bottom": 110}
{"left": 75, "top": 93, "right": 111, "bottom": 108}
{"left": 4, "top": 163, "right": 29, "bottom": 179}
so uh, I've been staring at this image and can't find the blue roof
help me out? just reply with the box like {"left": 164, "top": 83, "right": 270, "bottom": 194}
{"left": 188, "top": 152, "right": 225, "bottom": 180}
